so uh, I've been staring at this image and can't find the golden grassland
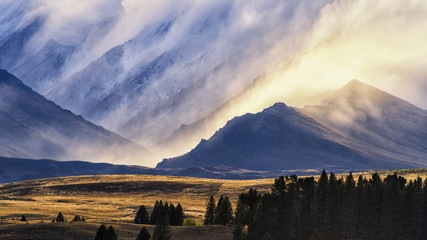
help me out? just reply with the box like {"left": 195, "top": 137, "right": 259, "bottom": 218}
{"left": 0, "top": 174, "right": 273, "bottom": 239}
{"left": 1, "top": 169, "right": 426, "bottom": 239}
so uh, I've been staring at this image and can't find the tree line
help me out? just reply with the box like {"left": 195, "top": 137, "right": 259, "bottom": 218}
{"left": 95, "top": 200, "right": 184, "bottom": 240}
{"left": 134, "top": 200, "right": 184, "bottom": 226}
{"left": 204, "top": 195, "right": 234, "bottom": 225}
{"left": 229, "top": 170, "right": 427, "bottom": 240}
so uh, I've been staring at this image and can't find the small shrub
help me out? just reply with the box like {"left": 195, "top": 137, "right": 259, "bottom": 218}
{"left": 183, "top": 218, "right": 197, "bottom": 226}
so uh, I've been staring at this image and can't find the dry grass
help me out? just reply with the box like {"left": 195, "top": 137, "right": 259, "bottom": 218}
{"left": 0, "top": 221, "right": 233, "bottom": 240}
{"left": 0, "top": 174, "right": 273, "bottom": 223}
{"left": 1, "top": 170, "right": 426, "bottom": 239}
{"left": 0, "top": 174, "right": 272, "bottom": 239}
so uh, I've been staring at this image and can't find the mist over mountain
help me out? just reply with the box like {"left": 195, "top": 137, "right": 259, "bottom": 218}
{"left": 1, "top": 0, "right": 427, "bottom": 165}
{"left": 0, "top": 70, "right": 154, "bottom": 165}
{"left": 158, "top": 80, "right": 427, "bottom": 172}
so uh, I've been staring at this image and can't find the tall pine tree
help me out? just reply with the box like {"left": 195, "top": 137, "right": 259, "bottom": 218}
{"left": 152, "top": 209, "right": 171, "bottom": 240}
{"left": 215, "top": 196, "right": 233, "bottom": 225}
{"left": 204, "top": 196, "right": 216, "bottom": 225}
{"left": 312, "top": 170, "right": 328, "bottom": 240}
{"left": 135, "top": 205, "right": 150, "bottom": 224}
{"left": 136, "top": 227, "right": 151, "bottom": 240}
{"left": 149, "top": 200, "right": 164, "bottom": 225}
{"left": 174, "top": 203, "right": 184, "bottom": 226}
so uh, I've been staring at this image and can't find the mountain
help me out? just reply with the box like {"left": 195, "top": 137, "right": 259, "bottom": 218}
{"left": 0, "top": 157, "right": 329, "bottom": 183}
{"left": 0, "top": 0, "right": 328, "bottom": 152}
{"left": 158, "top": 80, "right": 427, "bottom": 172}
{"left": 302, "top": 79, "right": 427, "bottom": 166}
{"left": 0, "top": 157, "right": 152, "bottom": 183}
{"left": 0, "top": 69, "right": 154, "bottom": 165}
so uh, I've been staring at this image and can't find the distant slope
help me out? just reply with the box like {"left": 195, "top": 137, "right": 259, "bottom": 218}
{"left": 158, "top": 80, "right": 427, "bottom": 172}
{"left": 0, "top": 157, "right": 165, "bottom": 183}
{"left": 0, "top": 70, "right": 154, "bottom": 165}
{"left": 0, "top": 157, "right": 325, "bottom": 183}
{"left": 302, "top": 80, "right": 427, "bottom": 161}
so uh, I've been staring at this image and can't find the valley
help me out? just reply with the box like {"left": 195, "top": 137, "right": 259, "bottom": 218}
{"left": 1, "top": 171, "right": 427, "bottom": 239}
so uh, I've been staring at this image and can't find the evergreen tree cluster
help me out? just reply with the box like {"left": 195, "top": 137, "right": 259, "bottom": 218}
{"left": 72, "top": 215, "right": 85, "bottom": 222}
{"left": 135, "top": 201, "right": 184, "bottom": 226}
{"left": 135, "top": 208, "right": 172, "bottom": 240}
{"left": 204, "top": 195, "right": 233, "bottom": 225}
{"left": 95, "top": 224, "right": 118, "bottom": 240}
{"left": 53, "top": 212, "right": 65, "bottom": 222}
{"left": 232, "top": 170, "right": 427, "bottom": 240}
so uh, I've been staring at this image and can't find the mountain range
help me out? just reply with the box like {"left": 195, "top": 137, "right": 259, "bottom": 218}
{"left": 1, "top": 67, "right": 426, "bottom": 180}
{"left": 0, "top": 69, "right": 154, "bottom": 165}
{"left": 158, "top": 80, "right": 427, "bottom": 172}
{"left": 0, "top": 1, "right": 426, "bottom": 182}
{"left": 0, "top": 0, "right": 301, "bottom": 153}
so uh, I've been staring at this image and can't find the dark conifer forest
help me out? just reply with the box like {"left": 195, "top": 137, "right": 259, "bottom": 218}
{"left": 232, "top": 170, "right": 427, "bottom": 240}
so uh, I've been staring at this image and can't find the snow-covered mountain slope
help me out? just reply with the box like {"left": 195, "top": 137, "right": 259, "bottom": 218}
{"left": 158, "top": 80, "right": 427, "bottom": 171}
{"left": 0, "top": 70, "right": 155, "bottom": 165}
{"left": 1, "top": 0, "right": 427, "bottom": 164}
{"left": 1, "top": 0, "right": 313, "bottom": 150}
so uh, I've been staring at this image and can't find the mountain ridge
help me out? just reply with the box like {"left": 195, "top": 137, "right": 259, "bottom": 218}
{"left": 0, "top": 69, "right": 155, "bottom": 165}
{"left": 158, "top": 80, "right": 427, "bottom": 171}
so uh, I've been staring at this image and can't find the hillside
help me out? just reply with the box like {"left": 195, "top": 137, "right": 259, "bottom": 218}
{"left": 0, "top": 174, "right": 273, "bottom": 223}
{"left": 158, "top": 80, "right": 427, "bottom": 172}
{"left": 0, "top": 222, "right": 232, "bottom": 240}
{"left": 0, "top": 70, "right": 154, "bottom": 165}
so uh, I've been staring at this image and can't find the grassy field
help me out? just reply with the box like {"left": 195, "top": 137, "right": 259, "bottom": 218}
{"left": 0, "top": 221, "right": 233, "bottom": 240}
{"left": 0, "top": 174, "right": 273, "bottom": 239}
{"left": 1, "top": 169, "right": 426, "bottom": 239}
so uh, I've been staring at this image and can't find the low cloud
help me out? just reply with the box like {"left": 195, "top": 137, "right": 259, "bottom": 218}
{"left": 1, "top": 0, "right": 426, "bottom": 165}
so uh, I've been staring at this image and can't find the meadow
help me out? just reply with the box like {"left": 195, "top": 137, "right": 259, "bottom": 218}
{"left": 1, "top": 169, "right": 426, "bottom": 239}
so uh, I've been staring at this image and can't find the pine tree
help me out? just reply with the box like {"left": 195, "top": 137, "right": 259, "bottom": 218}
{"left": 324, "top": 172, "right": 341, "bottom": 239}
{"left": 56, "top": 212, "right": 65, "bottom": 222}
{"left": 296, "top": 177, "right": 315, "bottom": 240}
{"left": 149, "top": 200, "right": 163, "bottom": 225}
{"left": 215, "top": 196, "right": 233, "bottom": 225}
{"left": 137, "top": 227, "right": 151, "bottom": 240}
{"left": 412, "top": 177, "right": 423, "bottom": 239}
{"left": 21, "top": 215, "right": 27, "bottom": 221}
{"left": 235, "top": 188, "right": 261, "bottom": 229}
{"left": 342, "top": 172, "right": 356, "bottom": 239}
{"left": 233, "top": 218, "right": 245, "bottom": 240}
{"left": 135, "top": 205, "right": 150, "bottom": 224}
{"left": 370, "top": 172, "right": 383, "bottom": 239}
{"left": 106, "top": 226, "right": 118, "bottom": 240}
{"left": 248, "top": 193, "right": 274, "bottom": 240}
{"left": 204, "top": 196, "right": 216, "bottom": 225}
{"left": 312, "top": 170, "right": 328, "bottom": 240}
{"left": 73, "top": 215, "right": 81, "bottom": 222}
{"left": 152, "top": 209, "right": 171, "bottom": 240}
{"left": 95, "top": 224, "right": 108, "bottom": 240}
{"left": 174, "top": 203, "right": 184, "bottom": 226}
{"left": 419, "top": 177, "right": 427, "bottom": 237}
{"left": 270, "top": 175, "right": 293, "bottom": 239}
{"left": 382, "top": 173, "right": 402, "bottom": 239}
{"left": 169, "top": 204, "right": 176, "bottom": 226}
{"left": 163, "top": 202, "right": 169, "bottom": 218}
